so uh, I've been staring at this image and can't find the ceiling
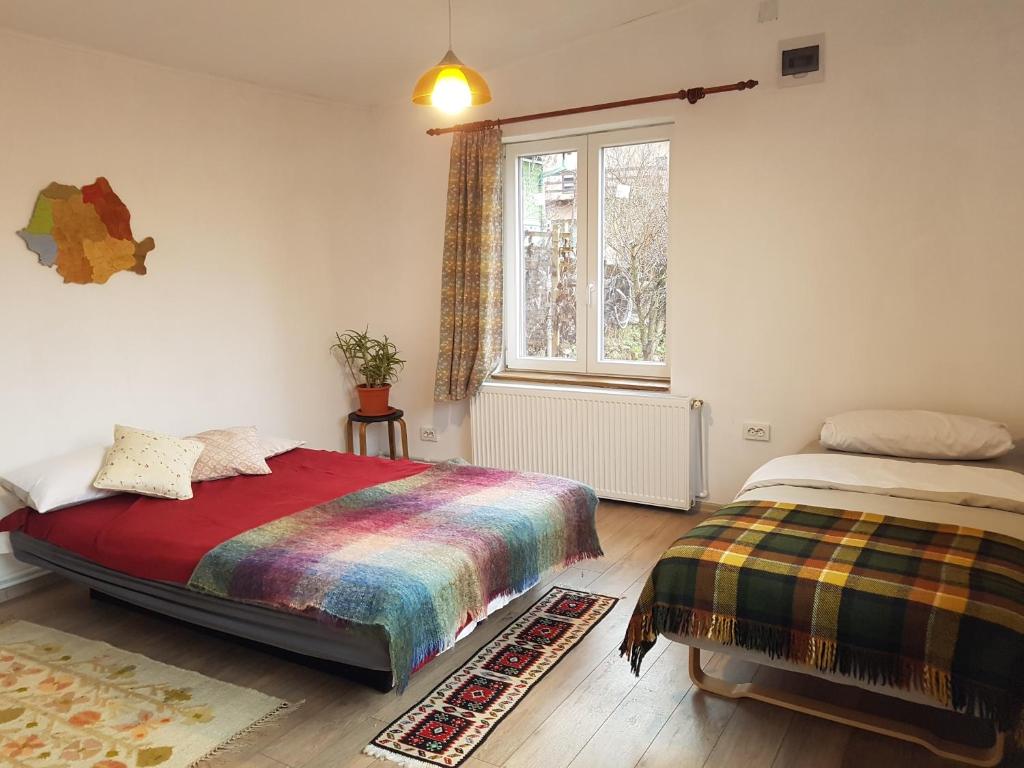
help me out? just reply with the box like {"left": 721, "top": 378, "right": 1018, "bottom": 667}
{"left": 0, "top": 0, "right": 692, "bottom": 106}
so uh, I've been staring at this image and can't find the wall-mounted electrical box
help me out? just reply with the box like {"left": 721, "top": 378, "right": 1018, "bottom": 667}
{"left": 782, "top": 45, "right": 819, "bottom": 76}
{"left": 779, "top": 34, "right": 825, "bottom": 88}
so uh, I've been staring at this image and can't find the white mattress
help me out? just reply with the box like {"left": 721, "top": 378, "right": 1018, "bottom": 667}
{"left": 677, "top": 450, "right": 1024, "bottom": 714}
{"left": 740, "top": 452, "right": 1024, "bottom": 532}
{"left": 738, "top": 483, "right": 1024, "bottom": 540}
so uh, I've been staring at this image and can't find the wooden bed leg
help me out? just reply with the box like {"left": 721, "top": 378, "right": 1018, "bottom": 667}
{"left": 687, "top": 647, "right": 1006, "bottom": 767}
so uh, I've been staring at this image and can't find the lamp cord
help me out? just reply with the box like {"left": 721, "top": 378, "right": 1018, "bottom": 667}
{"left": 448, "top": 0, "right": 453, "bottom": 49}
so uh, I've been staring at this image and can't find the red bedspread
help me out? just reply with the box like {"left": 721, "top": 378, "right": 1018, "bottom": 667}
{"left": 0, "top": 449, "right": 429, "bottom": 584}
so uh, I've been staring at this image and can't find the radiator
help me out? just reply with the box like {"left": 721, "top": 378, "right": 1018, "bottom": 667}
{"left": 470, "top": 383, "right": 702, "bottom": 510}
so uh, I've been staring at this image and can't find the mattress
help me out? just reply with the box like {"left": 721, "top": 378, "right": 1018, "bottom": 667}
{"left": 11, "top": 531, "right": 394, "bottom": 670}
{"left": 2, "top": 448, "right": 430, "bottom": 582}
{"left": 674, "top": 446, "right": 1024, "bottom": 712}
{"left": 2, "top": 448, "right": 567, "bottom": 684}
{"left": 9, "top": 532, "right": 527, "bottom": 678}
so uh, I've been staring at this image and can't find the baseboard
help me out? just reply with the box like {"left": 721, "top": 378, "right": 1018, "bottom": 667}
{"left": 0, "top": 566, "right": 41, "bottom": 590}
{"left": 0, "top": 567, "right": 52, "bottom": 602}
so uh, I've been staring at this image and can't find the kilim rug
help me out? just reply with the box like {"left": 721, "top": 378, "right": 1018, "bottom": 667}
{"left": 365, "top": 586, "right": 618, "bottom": 768}
{"left": 0, "top": 620, "right": 295, "bottom": 768}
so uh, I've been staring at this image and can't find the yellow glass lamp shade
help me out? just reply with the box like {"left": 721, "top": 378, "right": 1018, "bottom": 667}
{"left": 412, "top": 49, "right": 491, "bottom": 114}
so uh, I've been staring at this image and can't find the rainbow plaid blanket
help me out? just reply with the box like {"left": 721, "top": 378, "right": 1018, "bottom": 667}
{"left": 621, "top": 501, "right": 1024, "bottom": 738}
{"left": 188, "top": 460, "right": 602, "bottom": 689}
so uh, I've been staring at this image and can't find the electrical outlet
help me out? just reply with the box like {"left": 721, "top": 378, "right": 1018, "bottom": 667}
{"left": 743, "top": 422, "right": 772, "bottom": 442}
{"left": 419, "top": 426, "right": 438, "bottom": 442}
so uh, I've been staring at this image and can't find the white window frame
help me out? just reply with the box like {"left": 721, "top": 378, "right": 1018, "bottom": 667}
{"left": 503, "top": 125, "right": 671, "bottom": 378}
{"left": 503, "top": 135, "right": 589, "bottom": 374}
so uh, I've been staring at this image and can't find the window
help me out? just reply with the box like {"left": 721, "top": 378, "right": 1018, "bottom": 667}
{"left": 503, "top": 126, "right": 671, "bottom": 378}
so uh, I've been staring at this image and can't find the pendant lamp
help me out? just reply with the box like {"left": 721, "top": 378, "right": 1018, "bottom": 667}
{"left": 412, "top": 0, "right": 491, "bottom": 113}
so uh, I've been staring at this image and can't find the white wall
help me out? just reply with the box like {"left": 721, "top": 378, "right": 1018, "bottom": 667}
{"left": 354, "top": 0, "right": 1024, "bottom": 503}
{"left": 2, "top": 0, "right": 1022, "bottom": 557}
{"left": 0, "top": 31, "right": 369, "bottom": 583}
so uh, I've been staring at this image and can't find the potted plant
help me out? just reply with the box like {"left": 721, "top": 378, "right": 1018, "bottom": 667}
{"left": 331, "top": 328, "right": 405, "bottom": 416}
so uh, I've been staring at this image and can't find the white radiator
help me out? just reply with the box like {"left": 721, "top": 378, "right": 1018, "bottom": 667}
{"left": 470, "top": 383, "right": 702, "bottom": 510}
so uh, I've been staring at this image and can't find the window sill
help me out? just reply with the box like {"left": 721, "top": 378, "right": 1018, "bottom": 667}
{"left": 489, "top": 369, "right": 670, "bottom": 393}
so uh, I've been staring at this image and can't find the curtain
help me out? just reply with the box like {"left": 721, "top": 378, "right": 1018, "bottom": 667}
{"left": 433, "top": 127, "right": 503, "bottom": 401}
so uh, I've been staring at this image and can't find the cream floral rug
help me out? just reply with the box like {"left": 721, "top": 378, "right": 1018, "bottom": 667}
{"left": 0, "top": 620, "right": 293, "bottom": 767}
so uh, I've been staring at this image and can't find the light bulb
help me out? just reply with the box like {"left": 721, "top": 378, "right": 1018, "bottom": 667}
{"left": 431, "top": 67, "right": 472, "bottom": 114}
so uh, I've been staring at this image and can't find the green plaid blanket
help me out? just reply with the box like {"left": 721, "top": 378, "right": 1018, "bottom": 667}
{"left": 621, "top": 500, "right": 1024, "bottom": 738}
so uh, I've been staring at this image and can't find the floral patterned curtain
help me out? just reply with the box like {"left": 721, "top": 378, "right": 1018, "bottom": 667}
{"left": 433, "top": 127, "right": 503, "bottom": 401}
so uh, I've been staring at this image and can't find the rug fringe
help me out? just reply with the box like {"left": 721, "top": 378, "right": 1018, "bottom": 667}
{"left": 363, "top": 743, "right": 439, "bottom": 768}
{"left": 186, "top": 698, "right": 302, "bottom": 768}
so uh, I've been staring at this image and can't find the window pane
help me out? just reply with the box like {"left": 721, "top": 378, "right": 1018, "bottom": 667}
{"left": 518, "top": 152, "right": 578, "bottom": 360}
{"left": 600, "top": 140, "right": 669, "bottom": 364}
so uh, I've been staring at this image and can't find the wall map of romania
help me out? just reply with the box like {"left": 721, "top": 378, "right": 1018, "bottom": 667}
{"left": 17, "top": 177, "right": 155, "bottom": 285}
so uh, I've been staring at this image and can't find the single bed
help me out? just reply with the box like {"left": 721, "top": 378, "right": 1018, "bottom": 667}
{"left": 1, "top": 448, "right": 603, "bottom": 690}
{"left": 623, "top": 443, "right": 1024, "bottom": 766}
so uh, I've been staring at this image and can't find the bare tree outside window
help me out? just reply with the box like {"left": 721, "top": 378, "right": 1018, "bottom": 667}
{"left": 600, "top": 141, "right": 669, "bottom": 363}
{"left": 506, "top": 128, "right": 670, "bottom": 377}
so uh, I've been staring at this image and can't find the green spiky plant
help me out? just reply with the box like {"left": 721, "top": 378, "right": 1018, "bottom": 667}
{"left": 330, "top": 328, "right": 405, "bottom": 389}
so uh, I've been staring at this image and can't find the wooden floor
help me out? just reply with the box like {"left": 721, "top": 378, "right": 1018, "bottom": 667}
{"left": 1, "top": 501, "right": 1017, "bottom": 768}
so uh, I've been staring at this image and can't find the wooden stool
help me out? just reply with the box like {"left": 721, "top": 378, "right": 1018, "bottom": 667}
{"left": 345, "top": 409, "right": 409, "bottom": 460}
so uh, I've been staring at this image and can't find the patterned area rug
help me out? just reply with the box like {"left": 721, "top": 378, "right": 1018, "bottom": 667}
{"left": 365, "top": 586, "right": 618, "bottom": 768}
{"left": 0, "top": 620, "right": 293, "bottom": 767}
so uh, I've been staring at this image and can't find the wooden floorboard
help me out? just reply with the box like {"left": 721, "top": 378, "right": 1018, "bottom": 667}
{"left": 565, "top": 640, "right": 693, "bottom": 768}
{"left": 1, "top": 500, "right": 1008, "bottom": 767}
{"left": 634, "top": 654, "right": 761, "bottom": 768}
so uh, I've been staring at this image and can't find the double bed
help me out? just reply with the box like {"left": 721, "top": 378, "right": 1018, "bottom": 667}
{"left": 624, "top": 442, "right": 1024, "bottom": 766}
{"left": 1, "top": 448, "right": 603, "bottom": 690}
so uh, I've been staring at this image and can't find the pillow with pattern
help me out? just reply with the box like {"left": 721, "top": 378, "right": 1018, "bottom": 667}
{"left": 190, "top": 426, "right": 272, "bottom": 482}
{"left": 93, "top": 425, "right": 204, "bottom": 500}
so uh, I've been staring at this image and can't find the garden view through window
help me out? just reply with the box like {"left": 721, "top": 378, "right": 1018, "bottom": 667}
{"left": 504, "top": 127, "right": 670, "bottom": 377}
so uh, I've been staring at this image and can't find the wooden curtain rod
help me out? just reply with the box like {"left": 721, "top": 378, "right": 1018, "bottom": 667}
{"left": 425, "top": 79, "right": 758, "bottom": 136}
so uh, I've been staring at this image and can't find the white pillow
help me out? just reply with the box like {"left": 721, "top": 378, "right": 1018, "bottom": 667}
{"left": 0, "top": 431, "right": 304, "bottom": 514}
{"left": 0, "top": 487, "right": 22, "bottom": 517}
{"left": 0, "top": 446, "right": 117, "bottom": 513}
{"left": 93, "top": 425, "right": 204, "bottom": 500}
{"left": 261, "top": 435, "right": 306, "bottom": 458}
{"left": 820, "top": 410, "right": 1014, "bottom": 460}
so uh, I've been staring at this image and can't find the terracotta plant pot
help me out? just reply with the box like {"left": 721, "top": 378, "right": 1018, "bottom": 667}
{"left": 357, "top": 384, "right": 392, "bottom": 416}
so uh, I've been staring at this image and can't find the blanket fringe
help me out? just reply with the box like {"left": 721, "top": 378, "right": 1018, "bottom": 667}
{"left": 621, "top": 604, "right": 1024, "bottom": 735}
{"left": 185, "top": 699, "right": 302, "bottom": 768}
{"left": 398, "top": 545, "right": 606, "bottom": 692}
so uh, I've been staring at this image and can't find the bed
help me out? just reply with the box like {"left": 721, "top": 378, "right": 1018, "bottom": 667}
{"left": 622, "top": 443, "right": 1024, "bottom": 766}
{"left": 1, "top": 448, "right": 603, "bottom": 690}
